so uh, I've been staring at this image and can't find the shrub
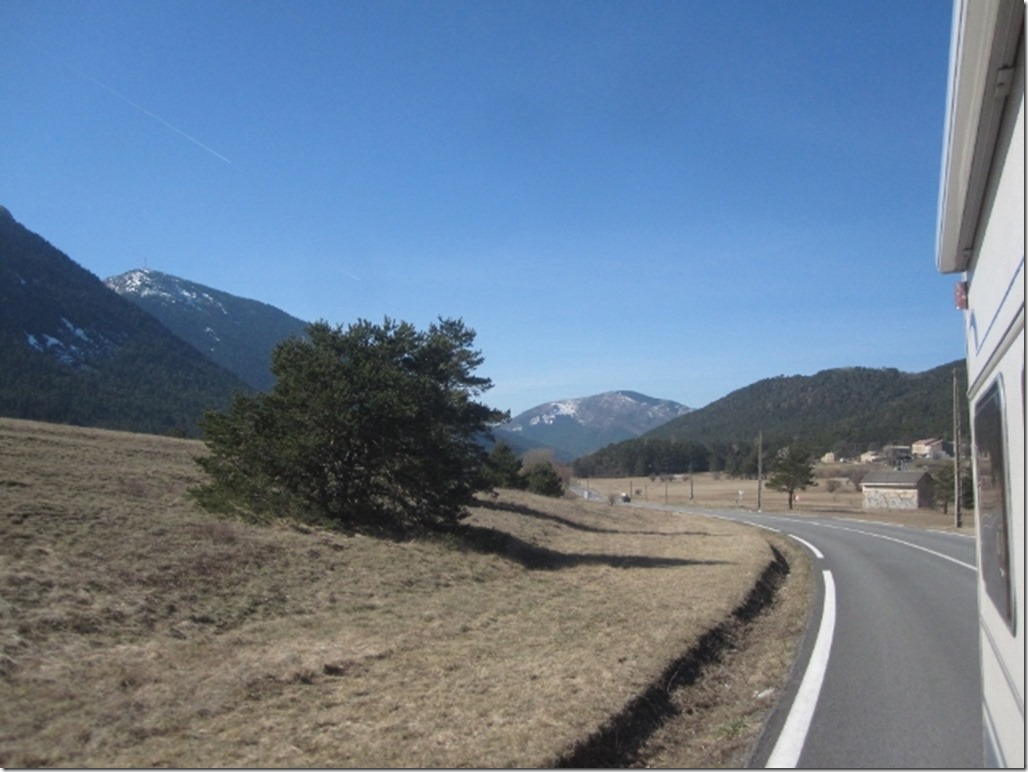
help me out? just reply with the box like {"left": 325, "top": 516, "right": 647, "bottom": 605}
{"left": 521, "top": 461, "right": 564, "bottom": 498}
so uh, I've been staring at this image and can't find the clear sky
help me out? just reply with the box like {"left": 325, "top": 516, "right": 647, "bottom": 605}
{"left": 3, "top": 0, "right": 964, "bottom": 416}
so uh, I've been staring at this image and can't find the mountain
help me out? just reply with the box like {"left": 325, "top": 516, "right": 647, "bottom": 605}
{"left": 572, "top": 363, "right": 968, "bottom": 478}
{"left": 643, "top": 362, "right": 967, "bottom": 452}
{"left": 105, "top": 269, "right": 308, "bottom": 391}
{"left": 495, "top": 390, "right": 692, "bottom": 460}
{"left": 0, "top": 206, "right": 250, "bottom": 436}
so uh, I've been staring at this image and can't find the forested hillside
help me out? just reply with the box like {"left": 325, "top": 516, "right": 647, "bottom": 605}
{"left": 574, "top": 362, "right": 967, "bottom": 478}
{"left": 0, "top": 207, "right": 250, "bottom": 436}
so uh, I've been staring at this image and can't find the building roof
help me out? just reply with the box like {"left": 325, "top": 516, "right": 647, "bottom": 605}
{"left": 862, "top": 470, "right": 932, "bottom": 487}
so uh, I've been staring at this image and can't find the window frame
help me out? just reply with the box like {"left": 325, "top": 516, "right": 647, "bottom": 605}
{"left": 973, "top": 378, "right": 1016, "bottom": 633}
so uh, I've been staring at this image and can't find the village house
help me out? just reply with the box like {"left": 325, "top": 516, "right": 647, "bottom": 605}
{"left": 912, "top": 438, "right": 950, "bottom": 459}
{"left": 861, "top": 470, "right": 935, "bottom": 510}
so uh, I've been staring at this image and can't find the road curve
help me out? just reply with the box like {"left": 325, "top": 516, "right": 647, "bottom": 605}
{"left": 634, "top": 502, "right": 982, "bottom": 768}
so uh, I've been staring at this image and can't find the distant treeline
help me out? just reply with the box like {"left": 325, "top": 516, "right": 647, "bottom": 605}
{"left": 574, "top": 438, "right": 760, "bottom": 478}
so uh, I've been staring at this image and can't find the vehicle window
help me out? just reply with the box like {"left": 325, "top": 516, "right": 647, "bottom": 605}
{"left": 974, "top": 381, "right": 1015, "bottom": 632}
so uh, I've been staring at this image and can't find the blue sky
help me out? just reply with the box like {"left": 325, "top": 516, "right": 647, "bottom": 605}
{"left": 3, "top": 0, "right": 964, "bottom": 416}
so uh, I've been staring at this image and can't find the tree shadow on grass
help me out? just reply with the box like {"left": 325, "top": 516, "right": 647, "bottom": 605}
{"left": 473, "top": 498, "right": 715, "bottom": 538}
{"left": 449, "top": 524, "right": 730, "bottom": 571}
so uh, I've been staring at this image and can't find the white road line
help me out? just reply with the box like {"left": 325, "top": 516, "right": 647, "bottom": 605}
{"left": 740, "top": 520, "right": 780, "bottom": 533}
{"left": 814, "top": 522, "right": 976, "bottom": 571}
{"left": 766, "top": 569, "right": 837, "bottom": 768}
{"left": 788, "top": 533, "right": 824, "bottom": 560}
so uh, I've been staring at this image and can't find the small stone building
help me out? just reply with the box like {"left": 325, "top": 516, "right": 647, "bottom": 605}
{"left": 861, "top": 470, "right": 935, "bottom": 510}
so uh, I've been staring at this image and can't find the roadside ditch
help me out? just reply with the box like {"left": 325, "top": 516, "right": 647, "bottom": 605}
{"left": 551, "top": 537, "right": 811, "bottom": 768}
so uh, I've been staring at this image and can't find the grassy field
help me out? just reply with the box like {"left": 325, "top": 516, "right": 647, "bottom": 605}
{"left": 579, "top": 468, "right": 973, "bottom": 532}
{"left": 0, "top": 417, "right": 811, "bottom": 768}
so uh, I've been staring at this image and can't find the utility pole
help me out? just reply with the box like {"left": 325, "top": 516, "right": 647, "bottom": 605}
{"left": 756, "top": 431, "right": 763, "bottom": 512}
{"left": 953, "top": 368, "right": 963, "bottom": 528}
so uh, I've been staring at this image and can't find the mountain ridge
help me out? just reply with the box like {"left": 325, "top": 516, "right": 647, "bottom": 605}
{"left": 643, "top": 361, "right": 966, "bottom": 452}
{"left": 1, "top": 207, "right": 965, "bottom": 458}
{"left": 496, "top": 390, "right": 692, "bottom": 460}
{"left": 105, "top": 269, "right": 309, "bottom": 391}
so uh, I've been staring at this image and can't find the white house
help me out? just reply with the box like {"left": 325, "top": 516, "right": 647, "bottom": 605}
{"left": 912, "top": 438, "right": 948, "bottom": 459}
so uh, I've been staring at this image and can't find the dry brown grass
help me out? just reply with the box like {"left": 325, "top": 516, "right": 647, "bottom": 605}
{"left": 634, "top": 528, "right": 811, "bottom": 768}
{"left": 581, "top": 471, "right": 974, "bottom": 533}
{"left": 1, "top": 417, "right": 809, "bottom": 768}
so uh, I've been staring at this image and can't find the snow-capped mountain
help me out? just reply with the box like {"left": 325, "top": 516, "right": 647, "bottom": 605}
{"left": 496, "top": 391, "right": 692, "bottom": 460}
{"left": 105, "top": 269, "right": 309, "bottom": 391}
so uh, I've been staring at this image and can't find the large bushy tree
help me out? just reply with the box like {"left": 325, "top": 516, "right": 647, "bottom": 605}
{"left": 195, "top": 317, "right": 506, "bottom": 535}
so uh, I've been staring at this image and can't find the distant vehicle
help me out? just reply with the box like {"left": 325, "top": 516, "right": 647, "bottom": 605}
{"left": 935, "top": 0, "right": 1024, "bottom": 766}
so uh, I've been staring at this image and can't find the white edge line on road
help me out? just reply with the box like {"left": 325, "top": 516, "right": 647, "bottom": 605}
{"left": 766, "top": 569, "right": 836, "bottom": 769}
{"left": 787, "top": 534, "right": 824, "bottom": 560}
{"left": 834, "top": 517, "right": 977, "bottom": 539}
{"left": 815, "top": 522, "right": 976, "bottom": 571}
{"left": 742, "top": 521, "right": 780, "bottom": 534}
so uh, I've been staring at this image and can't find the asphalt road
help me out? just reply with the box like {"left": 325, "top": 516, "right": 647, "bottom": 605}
{"left": 627, "top": 500, "right": 983, "bottom": 768}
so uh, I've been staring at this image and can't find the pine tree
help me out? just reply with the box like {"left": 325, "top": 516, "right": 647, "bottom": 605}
{"left": 195, "top": 317, "right": 507, "bottom": 535}
{"left": 521, "top": 461, "right": 564, "bottom": 497}
{"left": 765, "top": 445, "right": 816, "bottom": 509}
{"left": 481, "top": 441, "right": 526, "bottom": 490}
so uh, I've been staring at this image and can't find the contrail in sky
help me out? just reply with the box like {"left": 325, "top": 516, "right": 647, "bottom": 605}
{"left": 54, "top": 56, "right": 232, "bottom": 164}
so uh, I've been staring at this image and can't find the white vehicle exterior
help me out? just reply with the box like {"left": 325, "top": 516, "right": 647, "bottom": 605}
{"left": 936, "top": 0, "right": 1025, "bottom": 766}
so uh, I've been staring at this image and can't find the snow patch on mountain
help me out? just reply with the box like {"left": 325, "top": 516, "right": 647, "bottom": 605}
{"left": 498, "top": 390, "right": 692, "bottom": 459}
{"left": 23, "top": 317, "right": 119, "bottom": 369}
{"left": 107, "top": 269, "right": 228, "bottom": 314}
{"left": 105, "top": 267, "right": 310, "bottom": 392}
{"left": 526, "top": 400, "right": 580, "bottom": 426}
